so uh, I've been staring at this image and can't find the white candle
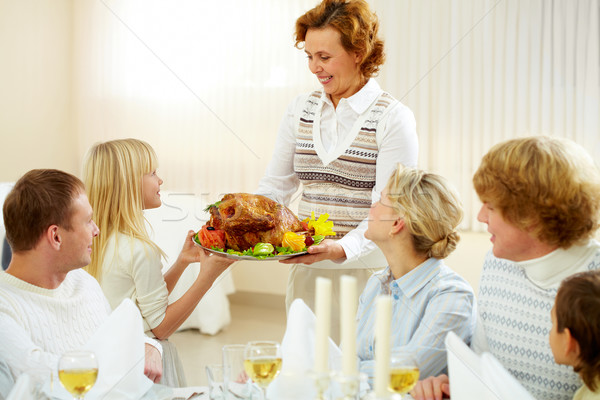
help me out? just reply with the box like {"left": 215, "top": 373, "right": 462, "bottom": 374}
{"left": 340, "top": 275, "right": 358, "bottom": 376}
{"left": 314, "top": 277, "right": 332, "bottom": 373}
{"left": 374, "top": 295, "right": 392, "bottom": 397}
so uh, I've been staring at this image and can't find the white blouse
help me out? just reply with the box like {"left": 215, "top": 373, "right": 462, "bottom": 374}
{"left": 257, "top": 79, "right": 418, "bottom": 263}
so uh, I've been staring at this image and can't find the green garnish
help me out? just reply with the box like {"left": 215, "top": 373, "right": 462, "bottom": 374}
{"left": 276, "top": 246, "right": 306, "bottom": 255}
{"left": 253, "top": 243, "right": 275, "bottom": 256}
{"left": 203, "top": 201, "right": 222, "bottom": 212}
{"left": 200, "top": 243, "right": 307, "bottom": 259}
{"left": 312, "top": 235, "right": 324, "bottom": 246}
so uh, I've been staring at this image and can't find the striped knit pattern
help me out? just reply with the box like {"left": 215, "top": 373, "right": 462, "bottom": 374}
{"left": 356, "top": 259, "right": 476, "bottom": 385}
{"left": 0, "top": 269, "right": 110, "bottom": 377}
{"left": 478, "top": 251, "right": 600, "bottom": 400}
{"left": 294, "top": 91, "right": 397, "bottom": 238}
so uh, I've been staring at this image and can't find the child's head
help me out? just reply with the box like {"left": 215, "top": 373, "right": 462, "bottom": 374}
{"left": 83, "top": 138, "right": 162, "bottom": 279}
{"left": 550, "top": 270, "right": 600, "bottom": 391}
{"left": 84, "top": 138, "right": 159, "bottom": 213}
{"left": 382, "top": 164, "right": 463, "bottom": 259}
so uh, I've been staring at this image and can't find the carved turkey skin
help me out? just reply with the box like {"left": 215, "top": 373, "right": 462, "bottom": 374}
{"left": 207, "top": 193, "right": 304, "bottom": 251}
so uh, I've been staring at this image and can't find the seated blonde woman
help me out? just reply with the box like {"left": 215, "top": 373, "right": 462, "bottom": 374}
{"left": 356, "top": 164, "right": 476, "bottom": 385}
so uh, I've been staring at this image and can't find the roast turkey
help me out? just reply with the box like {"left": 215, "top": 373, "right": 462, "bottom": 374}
{"left": 205, "top": 193, "right": 304, "bottom": 251}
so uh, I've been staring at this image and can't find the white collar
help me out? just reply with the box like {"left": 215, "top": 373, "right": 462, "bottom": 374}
{"left": 515, "top": 239, "right": 600, "bottom": 289}
{"left": 320, "top": 78, "right": 382, "bottom": 114}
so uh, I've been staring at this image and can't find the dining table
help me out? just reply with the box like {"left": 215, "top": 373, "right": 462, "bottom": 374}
{"left": 5, "top": 374, "right": 208, "bottom": 400}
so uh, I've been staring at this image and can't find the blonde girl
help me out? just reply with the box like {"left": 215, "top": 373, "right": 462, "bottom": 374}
{"left": 83, "top": 138, "right": 233, "bottom": 387}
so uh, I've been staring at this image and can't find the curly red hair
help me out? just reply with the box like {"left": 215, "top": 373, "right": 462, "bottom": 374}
{"left": 294, "top": 0, "right": 385, "bottom": 78}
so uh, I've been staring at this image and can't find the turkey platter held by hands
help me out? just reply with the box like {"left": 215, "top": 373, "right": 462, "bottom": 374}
{"left": 195, "top": 193, "right": 333, "bottom": 259}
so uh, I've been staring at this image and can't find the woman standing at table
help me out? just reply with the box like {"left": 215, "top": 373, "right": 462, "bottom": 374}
{"left": 256, "top": 0, "right": 418, "bottom": 343}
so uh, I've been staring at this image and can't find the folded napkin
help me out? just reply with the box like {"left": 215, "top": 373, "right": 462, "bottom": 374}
{"left": 6, "top": 373, "right": 34, "bottom": 400}
{"left": 445, "top": 331, "right": 535, "bottom": 400}
{"left": 267, "top": 299, "right": 360, "bottom": 400}
{"left": 481, "top": 353, "right": 535, "bottom": 400}
{"left": 445, "top": 331, "right": 486, "bottom": 400}
{"left": 42, "top": 299, "right": 154, "bottom": 400}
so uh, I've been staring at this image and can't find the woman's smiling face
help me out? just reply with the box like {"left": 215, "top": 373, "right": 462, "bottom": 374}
{"left": 304, "top": 26, "right": 363, "bottom": 107}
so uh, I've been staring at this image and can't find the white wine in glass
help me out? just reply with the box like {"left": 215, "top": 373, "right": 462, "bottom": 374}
{"left": 243, "top": 341, "right": 282, "bottom": 400}
{"left": 58, "top": 350, "right": 98, "bottom": 400}
{"left": 388, "top": 350, "right": 419, "bottom": 397}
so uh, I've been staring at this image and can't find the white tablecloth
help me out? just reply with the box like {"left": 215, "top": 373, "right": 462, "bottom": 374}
{"left": 6, "top": 376, "right": 208, "bottom": 400}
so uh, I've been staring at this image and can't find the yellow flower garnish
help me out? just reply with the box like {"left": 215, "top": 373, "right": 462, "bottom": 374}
{"left": 282, "top": 231, "right": 306, "bottom": 252}
{"left": 304, "top": 212, "right": 336, "bottom": 237}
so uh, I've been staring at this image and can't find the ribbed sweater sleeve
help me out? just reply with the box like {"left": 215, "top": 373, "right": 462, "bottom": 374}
{"left": 0, "top": 269, "right": 109, "bottom": 379}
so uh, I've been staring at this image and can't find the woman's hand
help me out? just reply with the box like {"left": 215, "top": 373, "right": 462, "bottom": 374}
{"left": 279, "top": 239, "right": 346, "bottom": 265}
{"left": 410, "top": 374, "right": 450, "bottom": 400}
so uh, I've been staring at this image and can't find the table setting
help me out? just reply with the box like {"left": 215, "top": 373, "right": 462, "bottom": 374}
{"left": 6, "top": 280, "right": 418, "bottom": 400}
{"left": 201, "top": 275, "right": 418, "bottom": 400}
{"left": 5, "top": 300, "right": 208, "bottom": 400}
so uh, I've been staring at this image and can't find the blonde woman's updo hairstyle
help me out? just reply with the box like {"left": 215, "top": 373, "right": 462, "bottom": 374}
{"left": 295, "top": 0, "right": 385, "bottom": 78}
{"left": 386, "top": 165, "right": 464, "bottom": 259}
{"left": 83, "top": 138, "right": 164, "bottom": 281}
{"left": 473, "top": 136, "right": 600, "bottom": 249}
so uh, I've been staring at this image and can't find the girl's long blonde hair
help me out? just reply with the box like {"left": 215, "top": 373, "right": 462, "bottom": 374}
{"left": 83, "top": 138, "right": 165, "bottom": 281}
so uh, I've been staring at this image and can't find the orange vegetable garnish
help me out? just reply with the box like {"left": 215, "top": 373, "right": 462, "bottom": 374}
{"left": 282, "top": 231, "right": 306, "bottom": 252}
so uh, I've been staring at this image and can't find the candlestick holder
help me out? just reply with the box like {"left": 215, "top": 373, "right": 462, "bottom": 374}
{"left": 308, "top": 370, "right": 331, "bottom": 400}
{"left": 330, "top": 372, "right": 367, "bottom": 400}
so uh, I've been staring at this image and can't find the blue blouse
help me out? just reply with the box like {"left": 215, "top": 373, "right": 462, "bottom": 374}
{"left": 356, "top": 258, "right": 476, "bottom": 385}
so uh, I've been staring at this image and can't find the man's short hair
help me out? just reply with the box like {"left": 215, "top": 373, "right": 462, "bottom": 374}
{"left": 473, "top": 136, "right": 600, "bottom": 248}
{"left": 3, "top": 169, "right": 85, "bottom": 252}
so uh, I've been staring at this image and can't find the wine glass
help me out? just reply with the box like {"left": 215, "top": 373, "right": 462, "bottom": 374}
{"left": 243, "top": 341, "right": 282, "bottom": 400}
{"left": 58, "top": 350, "right": 98, "bottom": 400}
{"left": 388, "top": 350, "right": 419, "bottom": 398}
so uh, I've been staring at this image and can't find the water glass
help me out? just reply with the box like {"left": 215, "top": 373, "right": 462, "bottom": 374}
{"left": 206, "top": 364, "right": 224, "bottom": 400}
{"left": 222, "top": 344, "right": 252, "bottom": 400}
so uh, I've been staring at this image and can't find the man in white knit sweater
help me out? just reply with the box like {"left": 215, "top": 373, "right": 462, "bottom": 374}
{"left": 0, "top": 169, "right": 163, "bottom": 392}
{"left": 413, "top": 136, "right": 600, "bottom": 400}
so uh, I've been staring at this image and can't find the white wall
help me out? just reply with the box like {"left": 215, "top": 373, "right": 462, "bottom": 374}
{"left": 0, "top": 0, "right": 76, "bottom": 182}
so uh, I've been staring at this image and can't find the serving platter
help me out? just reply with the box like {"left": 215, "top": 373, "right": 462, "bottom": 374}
{"left": 194, "top": 240, "right": 308, "bottom": 261}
